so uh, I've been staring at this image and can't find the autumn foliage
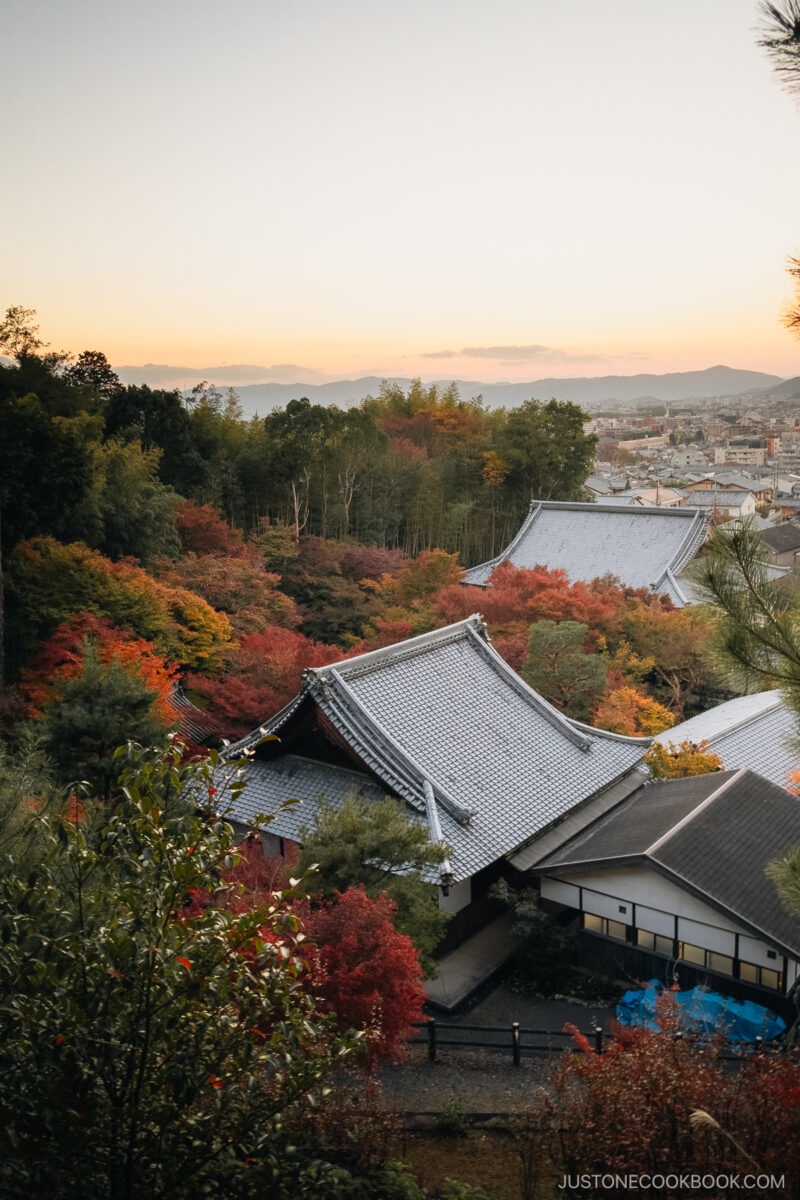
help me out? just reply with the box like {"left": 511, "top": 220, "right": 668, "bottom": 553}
{"left": 22, "top": 611, "right": 180, "bottom": 724}
{"left": 593, "top": 686, "right": 675, "bottom": 737}
{"left": 8, "top": 536, "right": 233, "bottom": 671}
{"left": 553, "top": 998, "right": 800, "bottom": 1190}
{"left": 644, "top": 739, "right": 723, "bottom": 779}
{"left": 185, "top": 625, "right": 342, "bottom": 738}
{"left": 185, "top": 842, "right": 423, "bottom": 1062}
{"left": 304, "top": 886, "right": 424, "bottom": 1060}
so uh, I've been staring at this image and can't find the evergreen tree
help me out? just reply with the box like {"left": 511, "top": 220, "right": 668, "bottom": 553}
{"left": 521, "top": 619, "right": 607, "bottom": 720}
{"left": 37, "top": 644, "right": 171, "bottom": 799}
{"left": 296, "top": 790, "right": 449, "bottom": 976}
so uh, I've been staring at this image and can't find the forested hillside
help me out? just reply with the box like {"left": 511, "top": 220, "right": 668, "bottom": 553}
{"left": 0, "top": 308, "right": 724, "bottom": 782}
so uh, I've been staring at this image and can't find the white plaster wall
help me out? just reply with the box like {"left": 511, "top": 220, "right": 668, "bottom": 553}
{"left": 678, "top": 918, "right": 735, "bottom": 956}
{"left": 540, "top": 878, "right": 580, "bottom": 908}
{"left": 739, "top": 934, "right": 785, "bottom": 971}
{"left": 633, "top": 904, "right": 674, "bottom": 938}
{"left": 582, "top": 888, "right": 632, "bottom": 923}
{"left": 439, "top": 877, "right": 471, "bottom": 914}
{"left": 543, "top": 866, "right": 793, "bottom": 967}
{"left": 563, "top": 866, "right": 752, "bottom": 935}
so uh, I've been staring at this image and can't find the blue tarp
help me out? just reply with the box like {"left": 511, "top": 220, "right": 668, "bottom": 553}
{"left": 616, "top": 979, "right": 786, "bottom": 1041}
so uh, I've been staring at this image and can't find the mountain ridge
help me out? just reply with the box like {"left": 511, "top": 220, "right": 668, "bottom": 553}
{"left": 177, "top": 365, "right": 785, "bottom": 414}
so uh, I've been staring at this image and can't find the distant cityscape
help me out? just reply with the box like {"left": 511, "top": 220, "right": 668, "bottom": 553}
{"left": 582, "top": 377, "right": 800, "bottom": 560}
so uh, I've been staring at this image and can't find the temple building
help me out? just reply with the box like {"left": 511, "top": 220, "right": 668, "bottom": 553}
{"left": 222, "top": 614, "right": 649, "bottom": 944}
{"left": 462, "top": 500, "right": 711, "bottom": 606}
{"left": 217, "top": 618, "right": 800, "bottom": 1011}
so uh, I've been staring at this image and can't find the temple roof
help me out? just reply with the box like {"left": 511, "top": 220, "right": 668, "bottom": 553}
{"left": 462, "top": 500, "right": 711, "bottom": 606}
{"left": 225, "top": 615, "right": 649, "bottom": 883}
{"left": 654, "top": 691, "right": 797, "bottom": 791}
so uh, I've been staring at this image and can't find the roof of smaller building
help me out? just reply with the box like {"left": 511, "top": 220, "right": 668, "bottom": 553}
{"left": 760, "top": 523, "right": 800, "bottom": 554}
{"left": 462, "top": 500, "right": 711, "bottom": 606}
{"left": 536, "top": 769, "right": 800, "bottom": 957}
{"left": 685, "top": 490, "right": 753, "bottom": 507}
{"left": 585, "top": 475, "right": 613, "bottom": 494}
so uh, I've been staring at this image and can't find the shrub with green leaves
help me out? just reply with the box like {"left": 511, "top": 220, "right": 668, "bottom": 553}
{"left": 0, "top": 743, "right": 361, "bottom": 1199}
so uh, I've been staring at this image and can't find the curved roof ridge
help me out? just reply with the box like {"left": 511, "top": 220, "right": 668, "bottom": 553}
{"left": 310, "top": 614, "right": 486, "bottom": 682}
{"left": 462, "top": 623, "right": 595, "bottom": 751}
{"left": 537, "top": 500, "right": 703, "bottom": 518}
{"left": 566, "top": 716, "right": 654, "bottom": 747}
{"left": 667, "top": 508, "right": 712, "bottom": 575}
{"left": 653, "top": 566, "right": 689, "bottom": 606}
{"left": 305, "top": 676, "right": 428, "bottom": 814}
{"left": 312, "top": 666, "right": 475, "bottom": 826}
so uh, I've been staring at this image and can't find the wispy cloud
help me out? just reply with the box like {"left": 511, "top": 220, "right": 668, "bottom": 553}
{"left": 419, "top": 344, "right": 599, "bottom": 364}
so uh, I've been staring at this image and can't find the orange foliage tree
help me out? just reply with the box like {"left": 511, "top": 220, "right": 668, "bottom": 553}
{"left": 593, "top": 686, "right": 675, "bottom": 737}
{"left": 185, "top": 625, "right": 341, "bottom": 738}
{"left": 175, "top": 499, "right": 247, "bottom": 557}
{"left": 7, "top": 537, "right": 233, "bottom": 672}
{"left": 153, "top": 552, "right": 298, "bottom": 634}
{"left": 21, "top": 611, "right": 180, "bottom": 725}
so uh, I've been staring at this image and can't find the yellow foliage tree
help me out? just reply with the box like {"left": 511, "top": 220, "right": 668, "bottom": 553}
{"left": 644, "top": 739, "right": 722, "bottom": 780}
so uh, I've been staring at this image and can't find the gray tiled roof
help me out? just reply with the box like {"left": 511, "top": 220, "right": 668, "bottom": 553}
{"left": 222, "top": 754, "right": 394, "bottom": 843}
{"left": 655, "top": 691, "right": 798, "bottom": 790}
{"left": 171, "top": 684, "right": 217, "bottom": 746}
{"left": 760, "top": 523, "right": 800, "bottom": 554}
{"left": 685, "top": 490, "right": 753, "bottom": 507}
{"left": 226, "top": 616, "right": 649, "bottom": 883}
{"left": 462, "top": 501, "right": 711, "bottom": 606}
{"left": 536, "top": 769, "right": 800, "bottom": 958}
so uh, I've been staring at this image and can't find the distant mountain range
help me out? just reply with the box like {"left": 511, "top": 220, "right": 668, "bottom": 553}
{"left": 193, "top": 365, "right": 785, "bottom": 415}
{"left": 760, "top": 375, "right": 800, "bottom": 400}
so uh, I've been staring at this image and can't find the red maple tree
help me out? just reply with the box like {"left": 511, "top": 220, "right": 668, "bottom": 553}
{"left": 304, "top": 886, "right": 424, "bottom": 1060}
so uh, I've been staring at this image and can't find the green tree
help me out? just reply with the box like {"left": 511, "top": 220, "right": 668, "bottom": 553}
{"left": 521, "top": 620, "right": 607, "bottom": 720}
{"left": 687, "top": 520, "right": 800, "bottom": 718}
{"left": 105, "top": 384, "right": 205, "bottom": 497}
{"left": 766, "top": 844, "right": 800, "bottom": 917}
{"left": 492, "top": 398, "right": 597, "bottom": 505}
{"left": 263, "top": 398, "right": 332, "bottom": 540}
{"left": 64, "top": 349, "right": 121, "bottom": 399}
{"left": 70, "top": 438, "right": 181, "bottom": 563}
{"left": 0, "top": 305, "right": 45, "bottom": 360}
{"left": 0, "top": 744, "right": 361, "bottom": 1199}
{"left": 296, "top": 789, "right": 450, "bottom": 976}
{"left": 37, "top": 644, "right": 171, "bottom": 800}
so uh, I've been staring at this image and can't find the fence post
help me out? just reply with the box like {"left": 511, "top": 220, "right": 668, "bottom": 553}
{"left": 512, "top": 1021, "right": 521, "bottom": 1067}
{"left": 427, "top": 1019, "right": 437, "bottom": 1063}
{"left": 594, "top": 1025, "right": 603, "bottom": 1055}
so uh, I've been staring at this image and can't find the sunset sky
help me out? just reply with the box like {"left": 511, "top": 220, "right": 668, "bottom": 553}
{"left": 4, "top": 0, "right": 800, "bottom": 386}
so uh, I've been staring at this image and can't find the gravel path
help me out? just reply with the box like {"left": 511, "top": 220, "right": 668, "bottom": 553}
{"left": 379, "top": 985, "right": 616, "bottom": 1114}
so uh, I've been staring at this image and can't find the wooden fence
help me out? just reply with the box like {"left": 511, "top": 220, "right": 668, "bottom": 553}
{"left": 410, "top": 1019, "right": 783, "bottom": 1067}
